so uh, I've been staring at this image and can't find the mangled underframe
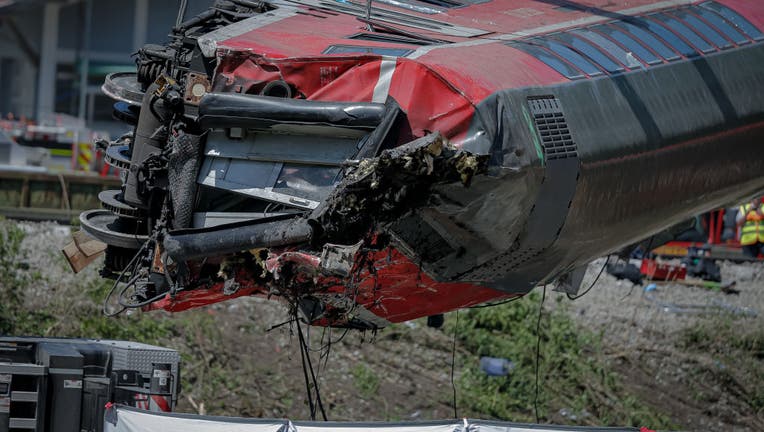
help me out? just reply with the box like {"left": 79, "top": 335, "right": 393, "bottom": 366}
{"left": 76, "top": 2, "right": 487, "bottom": 328}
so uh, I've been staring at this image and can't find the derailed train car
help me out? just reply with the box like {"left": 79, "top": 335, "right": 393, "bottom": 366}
{"left": 78, "top": 0, "right": 764, "bottom": 329}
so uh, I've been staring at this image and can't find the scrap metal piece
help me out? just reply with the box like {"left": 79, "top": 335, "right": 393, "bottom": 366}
{"left": 310, "top": 132, "right": 489, "bottom": 244}
{"left": 320, "top": 241, "right": 363, "bottom": 277}
{"left": 222, "top": 278, "right": 240, "bottom": 295}
{"left": 183, "top": 72, "right": 211, "bottom": 106}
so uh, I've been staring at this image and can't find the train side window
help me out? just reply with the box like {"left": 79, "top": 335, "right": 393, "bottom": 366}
{"left": 548, "top": 33, "right": 625, "bottom": 73}
{"left": 673, "top": 10, "right": 733, "bottom": 49}
{"left": 507, "top": 42, "right": 585, "bottom": 80}
{"left": 638, "top": 17, "right": 699, "bottom": 57}
{"left": 700, "top": 2, "right": 764, "bottom": 41}
{"left": 692, "top": 6, "right": 750, "bottom": 45}
{"left": 532, "top": 38, "right": 604, "bottom": 77}
{"left": 593, "top": 25, "right": 662, "bottom": 65}
{"left": 651, "top": 13, "right": 715, "bottom": 53}
{"left": 612, "top": 21, "right": 680, "bottom": 61}
{"left": 572, "top": 29, "right": 643, "bottom": 69}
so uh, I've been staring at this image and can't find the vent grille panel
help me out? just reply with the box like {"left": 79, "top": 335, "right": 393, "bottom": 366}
{"left": 528, "top": 97, "right": 577, "bottom": 160}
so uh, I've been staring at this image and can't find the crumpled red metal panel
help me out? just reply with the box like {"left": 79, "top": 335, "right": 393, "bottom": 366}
{"left": 212, "top": 53, "right": 477, "bottom": 144}
{"left": 318, "top": 247, "right": 512, "bottom": 324}
{"left": 151, "top": 244, "right": 509, "bottom": 325}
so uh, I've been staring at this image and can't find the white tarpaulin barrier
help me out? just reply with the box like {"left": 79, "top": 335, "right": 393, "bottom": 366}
{"left": 104, "top": 407, "right": 290, "bottom": 432}
{"left": 105, "top": 406, "right": 640, "bottom": 432}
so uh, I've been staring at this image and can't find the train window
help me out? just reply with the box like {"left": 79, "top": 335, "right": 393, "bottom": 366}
{"left": 593, "top": 25, "right": 662, "bottom": 65}
{"left": 532, "top": 38, "right": 604, "bottom": 76}
{"left": 651, "top": 13, "right": 715, "bottom": 53}
{"left": 548, "top": 33, "right": 625, "bottom": 73}
{"left": 700, "top": 2, "right": 764, "bottom": 41}
{"left": 639, "top": 17, "right": 699, "bottom": 57}
{"left": 612, "top": 21, "right": 680, "bottom": 61}
{"left": 323, "top": 45, "right": 413, "bottom": 57}
{"left": 507, "top": 42, "right": 585, "bottom": 80}
{"left": 693, "top": 6, "right": 750, "bottom": 45}
{"left": 673, "top": 10, "right": 733, "bottom": 49}
{"left": 571, "top": 29, "right": 643, "bottom": 69}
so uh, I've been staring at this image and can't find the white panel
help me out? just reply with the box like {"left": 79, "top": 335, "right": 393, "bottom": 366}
{"left": 114, "top": 408, "right": 287, "bottom": 432}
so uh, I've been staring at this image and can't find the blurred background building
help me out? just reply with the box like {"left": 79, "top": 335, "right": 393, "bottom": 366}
{"left": 0, "top": 0, "right": 212, "bottom": 136}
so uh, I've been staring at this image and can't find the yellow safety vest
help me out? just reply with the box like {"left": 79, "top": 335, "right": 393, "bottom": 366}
{"left": 739, "top": 204, "right": 764, "bottom": 245}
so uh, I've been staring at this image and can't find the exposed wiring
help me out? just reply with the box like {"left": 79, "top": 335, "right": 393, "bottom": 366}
{"left": 102, "top": 240, "right": 152, "bottom": 316}
{"left": 450, "top": 309, "right": 459, "bottom": 419}
{"left": 566, "top": 255, "right": 611, "bottom": 301}
{"left": 296, "top": 315, "right": 328, "bottom": 421}
{"left": 117, "top": 287, "right": 169, "bottom": 309}
{"left": 533, "top": 285, "right": 546, "bottom": 423}
{"left": 297, "top": 321, "right": 317, "bottom": 419}
{"left": 267, "top": 317, "right": 296, "bottom": 332}
{"left": 468, "top": 294, "right": 526, "bottom": 309}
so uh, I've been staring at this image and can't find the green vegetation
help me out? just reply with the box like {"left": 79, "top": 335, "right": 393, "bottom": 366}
{"left": 352, "top": 363, "right": 380, "bottom": 398}
{"left": 1, "top": 218, "right": 762, "bottom": 427}
{"left": 0, "top": 219, "right": 27, "bottom": 333}
{"left": 451, "top": 293, "right": 676, "bottom": 428}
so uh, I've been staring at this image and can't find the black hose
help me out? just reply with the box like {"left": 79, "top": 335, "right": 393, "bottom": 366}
{"left": 163, "top": 216, "right": 313, "bottom": 261}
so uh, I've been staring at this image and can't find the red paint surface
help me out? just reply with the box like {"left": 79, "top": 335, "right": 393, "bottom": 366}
{"left": 151, "top": 246, "right": 511, "bottom": 325}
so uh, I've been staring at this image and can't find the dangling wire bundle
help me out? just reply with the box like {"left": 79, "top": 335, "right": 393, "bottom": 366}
{"left": 102, "top": 240, "right": 152, "bottom": 316}
{"left": 295, "top": 312, "right": 328, "bottom": 421}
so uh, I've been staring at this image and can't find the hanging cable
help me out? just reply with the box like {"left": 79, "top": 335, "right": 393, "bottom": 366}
{"left": 296, "top": 315, "right": 328, "bottom": 421}
{"left": 533, "top": 285, "right": 546, "bottom": 423}
{"left": 297, "top": 323, "right": 317, "bottom": 419}
{"left": 450, "top": 309, "right": 459, "bottom": 419}
{"left": 102, "top": 240, "right": 152, "bottom": 316}
{"left": 566, "top": 255, "right": 611, "bottom": 301}
{"left": 468, "top": 294, "right": 526, "bottom": 309}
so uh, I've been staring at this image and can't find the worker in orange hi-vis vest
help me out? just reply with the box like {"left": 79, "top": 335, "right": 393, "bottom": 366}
{"left": 736, "top": 197, "right": 764, "bottom": 258}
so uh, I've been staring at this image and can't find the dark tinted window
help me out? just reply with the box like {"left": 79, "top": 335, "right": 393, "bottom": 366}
{"left": 532, "top": 38, "right": 603, "bottom": 76}
{"left": 652, "top": 13, "right": 715, "bottom": 53}
{"left": 349, "top": 33, "right": 431, "bottom": 46}
{"left": 594, "top": 25, "right": 662, "bottom": 65}
{"left": 573, "top": 29, "right": 643, "bottom": 69}
{"left": 612, "top": 21, "right": 680, "bottom": 61}
{"left": 693, "top": 7, "right": 749, "bottom": 45}
{"left": 700, "top": 2, "right": 764, "bottom": 41}
{"left": 640, "top": 17, "right": 698, "bottom": 57}
{"left": 674, "top": 10, "right": 733, "bottom": 49}
{"left": 549, "top": 33, "right": 625, "bottom": 73}
{"left": 323, "top": 45, "right": 413, "bottom": 57}
{"left": 508, "top": 42, "right": 585, "bottom": 80}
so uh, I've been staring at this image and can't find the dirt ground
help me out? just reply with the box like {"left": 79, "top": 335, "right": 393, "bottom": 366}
{"left": 12, "top": 222, "right": 764, "bottom": 429}
{"left": 556, "top": 257, "right": 764, "bottom": 431}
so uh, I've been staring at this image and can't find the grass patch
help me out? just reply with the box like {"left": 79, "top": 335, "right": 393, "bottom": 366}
{"left": 352, "top": 363, "right": 380, "bottom": 398}
{"left": 451, "top": 292, "right": 675, "bottom": 428}
{"left": 679, "top": 317, "right": 764, "bottom": 413}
